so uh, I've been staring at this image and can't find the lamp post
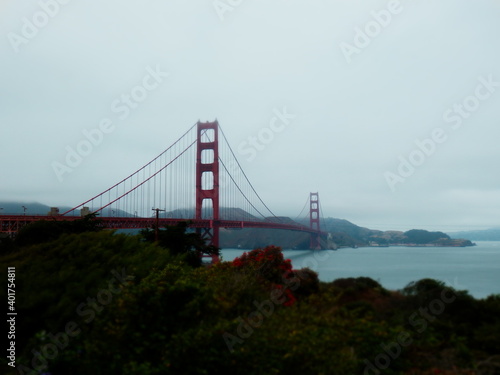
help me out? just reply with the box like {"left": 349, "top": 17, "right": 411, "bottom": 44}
{"left": 21, "top": 206, "right": 27, "bottom": 216}
{"left": 152, "top": 208, "right": 165, "bottom": 242}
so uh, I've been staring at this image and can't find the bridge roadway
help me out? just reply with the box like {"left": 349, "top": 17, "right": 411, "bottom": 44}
{"left": 0, "top": 215, "right": 326, "bottom": 236}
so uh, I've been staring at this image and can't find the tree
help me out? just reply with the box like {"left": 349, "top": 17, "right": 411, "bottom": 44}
{"left": 14, "top": 213, "right": 103, "bottom": 247}
{"left": 140, "top": 222, "right": 220, "bottom": 267}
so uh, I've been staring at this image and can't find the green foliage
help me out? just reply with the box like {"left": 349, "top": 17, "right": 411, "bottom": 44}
{"left": 56, "top": 254, "right": 400, "bottom": 374}
{"left": 13, "top": 213, "right": 103, "bottom": 248}
{"left": 0, "top": 234, "right": 15, "bottom": 253}
{"left": 140, "top": 222, "right": 220, "bottom": 267}
{"left": 0, "top": 230, "right": 176, "bottom": 362}
{"left": 332, "top": 276, "right": 384, "bottom": 292}
{"left": 1, "top": 230, "right": 498, "bottom": 374}
{"left": 404, "top": 229, "right": 450, "bottom": 244}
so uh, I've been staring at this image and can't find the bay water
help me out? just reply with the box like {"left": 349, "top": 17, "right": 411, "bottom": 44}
{"left": 221, "top": 241, "right": 500, "bottom": 299}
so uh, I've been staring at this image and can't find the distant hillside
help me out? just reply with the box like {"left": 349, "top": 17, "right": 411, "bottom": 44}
{"left": 0, "top": 201, "right": 73, "bottom": 215}
{"left": 163, "top": 208, "right": 260, "bottom": 221}
{"left": 297, "top": 218, "right": 473, "bottom": 248}
{"left": 0, "top": 201, "right": 473, "bottom": 248}
{"left": 222, "top": 217, "right": 474, "bottom": 249}
{"left": 448, "top": 228, "right": 500, "bottom": 241}
{"left": 0, "top": 201, "right": 130, "bottom": 217}
{"left": 221, "top": 227, "right": 310, "bottom": 249}
{"left": 313, "top": 218, "right": 379, "bottom": 247}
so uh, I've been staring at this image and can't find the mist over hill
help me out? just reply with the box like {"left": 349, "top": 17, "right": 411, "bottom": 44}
{"left": 448, "top": 228, "right": 500, "bottom": 241}
{"left": 0, "top": 201, "right": 130, "bottom": 217}
{"left": 0, "top": 201, "right": 73, "bottom": 215}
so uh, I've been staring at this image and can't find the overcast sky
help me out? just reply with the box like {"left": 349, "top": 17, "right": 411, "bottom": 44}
{"left": 2, "top": 0, "right": 500, "bottom": 232}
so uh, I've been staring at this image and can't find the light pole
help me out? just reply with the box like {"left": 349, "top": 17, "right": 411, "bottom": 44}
{"left": 21, "top": 206, "right": 27, "bottom": 216}
{"left": 152, "top": 208, "right": 165, "bottom": 242}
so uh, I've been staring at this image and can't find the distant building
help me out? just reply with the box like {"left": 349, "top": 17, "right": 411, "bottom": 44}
{"left": 48, "top": 207, "right": 59, "bottom": 216}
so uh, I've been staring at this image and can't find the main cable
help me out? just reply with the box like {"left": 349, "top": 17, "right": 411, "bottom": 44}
{"left": 218, "top": 125, "right": 280, "bottom": 220}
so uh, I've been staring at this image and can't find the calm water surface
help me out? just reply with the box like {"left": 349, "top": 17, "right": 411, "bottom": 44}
{"left": 221, "top": 241, "right": 500, "bottom": 299}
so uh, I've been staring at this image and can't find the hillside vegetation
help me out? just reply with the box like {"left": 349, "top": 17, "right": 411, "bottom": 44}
{"left": 0, "top": 219, "right": 497, "bottom": 374}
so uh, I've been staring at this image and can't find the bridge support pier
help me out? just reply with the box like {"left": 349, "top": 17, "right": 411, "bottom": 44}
{"left": 195, "top": 121, "right": 220, "bottom": 262}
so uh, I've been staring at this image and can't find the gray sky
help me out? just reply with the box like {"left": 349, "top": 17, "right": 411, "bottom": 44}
{"left": 2, "top": 0, "right": 500, "bottom": 232}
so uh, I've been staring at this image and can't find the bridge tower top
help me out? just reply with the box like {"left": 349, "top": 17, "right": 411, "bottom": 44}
{"left": 309, "top": 192, "right": 320, "bottom": 231}
{"left": 309, "top": 192, "right": 321, "bottom": 249}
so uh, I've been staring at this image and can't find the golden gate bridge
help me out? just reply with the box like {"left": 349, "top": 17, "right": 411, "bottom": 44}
{"left": 1, "top": 121, "right": 327, "bottom": 262}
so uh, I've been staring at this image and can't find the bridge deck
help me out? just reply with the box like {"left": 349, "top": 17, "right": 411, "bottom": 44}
{"left": 0, "top": 215, "right": 326, "bottom": 236}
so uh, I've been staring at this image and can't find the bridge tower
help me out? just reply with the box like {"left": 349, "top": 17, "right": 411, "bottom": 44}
{"left": 309, "top": 192, "right": 321, "bottom": 250}
{"left": 195, "top": 121, "right": 220, "bottom": 262}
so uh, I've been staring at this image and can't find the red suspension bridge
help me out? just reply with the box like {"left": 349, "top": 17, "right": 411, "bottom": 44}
{"left": 1, "top": 121, "right": 327, "bottom": 261}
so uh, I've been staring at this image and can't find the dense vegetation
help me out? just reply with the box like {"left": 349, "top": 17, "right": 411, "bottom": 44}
{"left": 1, "top": 219, "right": 498, "bottom": 374}
{"left": 403, "top": 229, "right": 450, "bottom": 244}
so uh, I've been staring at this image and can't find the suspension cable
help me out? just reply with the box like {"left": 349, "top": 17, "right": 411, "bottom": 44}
{"left": 218, "top": 125, "right": 280, "bottom": 219}
{"left": 218, "top": 157, "right": 268, "bottom": 220}
{"left": 94, "top": 139, "right": 197, "bottom": 215}
{"left": 61, "top": 122, "right": 198, "bottom": 215}
{"left": 294, "top": 194, "right": 310, "bottom": 223}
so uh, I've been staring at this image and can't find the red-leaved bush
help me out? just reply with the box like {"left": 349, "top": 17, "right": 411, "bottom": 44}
{"left": 232, "top": 245, "right": 297, "bottom": 306}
